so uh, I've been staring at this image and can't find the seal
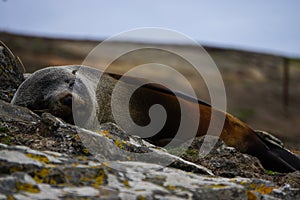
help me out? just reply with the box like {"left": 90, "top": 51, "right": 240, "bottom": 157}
{"left": 12, "top": 65, "right": 300, "bottom": 172}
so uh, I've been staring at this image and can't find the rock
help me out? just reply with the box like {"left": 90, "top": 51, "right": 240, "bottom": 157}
{"left": 0, "top": 41, "right": 24, "bottom": 102}
{"left": 277, "top": 171, "right": 300, "bottom": 188}
{"left": 0, "top": 99, "right": 40, "bottom": 146}
{"left": 0, "top": 99, "right": 40, "bottom": 124}
{"left": 39, "top": 113, "right": 213, "bottom": 175}
{"left": 177, "top": 136, "right": 266, "bottom": 179}
{"left": 0, "top": 142, "right": 299, "bottom": 199}
{"left": 0, "top": 106, "right": 299, "bottom": 199}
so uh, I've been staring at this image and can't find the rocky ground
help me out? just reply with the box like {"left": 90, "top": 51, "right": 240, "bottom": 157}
{"left": 0, "top": 42, "right": 299, "bottom": 199}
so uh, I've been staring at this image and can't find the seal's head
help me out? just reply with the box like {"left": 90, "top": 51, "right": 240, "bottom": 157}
{"left": 11, "top": 65, "right": 93, "bottom": 125}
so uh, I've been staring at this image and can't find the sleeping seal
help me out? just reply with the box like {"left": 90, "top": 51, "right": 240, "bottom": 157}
{"left": 11, "top": 65, "right": 300, "bottom": 172}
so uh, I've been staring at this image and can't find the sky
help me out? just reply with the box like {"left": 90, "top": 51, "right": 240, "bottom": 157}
{"left": 0, "top": 0, "right": 300, "bottom": 57}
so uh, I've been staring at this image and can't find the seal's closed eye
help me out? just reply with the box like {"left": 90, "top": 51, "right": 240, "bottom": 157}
{"left": 60, "top": 94, "right": 73, "bottom": 107}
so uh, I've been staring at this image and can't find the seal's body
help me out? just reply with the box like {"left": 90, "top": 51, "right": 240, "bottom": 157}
{"left": 12, "top": 65, "right": 300, "bottom": 172}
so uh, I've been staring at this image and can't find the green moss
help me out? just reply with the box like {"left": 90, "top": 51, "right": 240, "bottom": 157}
{"left": 0, "top": 135, "right": 11, "bottom": 145}
{"left": 165, "top": 146, "right": 186, "bottom": 156}
{"left": 184, "top": 148, "right": 199, "bottom": 159}
{"left": 265, "top": 170, "right": 279, "bottom": 176}
{"left": 0, "top": 126, "right": 9, "bottom": 133}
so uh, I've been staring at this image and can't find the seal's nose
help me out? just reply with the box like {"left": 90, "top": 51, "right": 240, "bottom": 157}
{"left": 60, "top": 94, "right": 72, "bottom": 107}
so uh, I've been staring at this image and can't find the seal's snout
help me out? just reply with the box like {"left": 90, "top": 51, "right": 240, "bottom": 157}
{"left": 60, "top": 94, "right": 73, "bottom": 107}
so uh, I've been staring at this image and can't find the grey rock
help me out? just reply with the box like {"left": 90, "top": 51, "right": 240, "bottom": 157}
{"left": 0, "top": 99, "right": 40, "bottom": 123}
{"left": 80, "top": 122, "right": 213, "bottom": 175}
{"left": 0, "top": 176, "right": 17, "bottom": 194}
{"left": 0, "top": 99, "right": 40, "bottom": 140}
{"left": 0, "top": 150, "right": 42, "bottom": 167}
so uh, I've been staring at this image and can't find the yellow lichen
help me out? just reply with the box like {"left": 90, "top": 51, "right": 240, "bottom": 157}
{"left": 237, "top": 181, "right": 248, "bottom": 185}
{"left": 91, "top": 170, "right": 105, "bottom": 187}
{"left": 137, "top": 195, "right": 146, "bottom": 200}
{"left": 104, "top": 130, "right": 110, "bottom": 136}
{"left": 6, "top": 194, "right": 15, "bottom": 200}
{"left": 16, "top": 182, "right": 40, "bottom": 193}
{"left": 256, "top": 185, "right": 273, "bottom": 194}
{"left": 25, "top": 153, "right": 50, "bottom": 163}
{"left": 167, "top": 185, "right": 176, "bottom": 191}
{"left": 9, "top": 166, "right": 23, "bottom": 173}
{"left": 75, "top": 134, "right": 81, "bottom": 140}
{"left": 33, "top": 169, "right": 50, "bottom": 183}
{"left": 80, "top": 176, "right": 92, "bottom": 183}
{"left": 82, "top": 148, "right": 90, "bottom": 154}
{"left": 246, "top": 190, "right": 258, "bottom": 200}
{"left": 45, "top": 164, "right": 58, "bottom": 168}
{"left": 98, "top": 130, "right": 110, "bottom": 137}
{"left": 75, "top": 156, "right": 88, "bottom": 161}
{"left": 248, "top": 183, "right": 273, "bottom": 195}
{"left": 123, "top": 180, "right": 130, "bottom": 187}
{"left": 49, "top": 179, "right": 57, "bottom": 185}
{"left": 115, "top": 139, "right": 123, "bottom": 148}
{"left": 102, "top": 162, "right": 109, "bottom": 167}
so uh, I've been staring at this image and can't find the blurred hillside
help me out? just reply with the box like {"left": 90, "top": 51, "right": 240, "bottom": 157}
{"left": 1, "top": 32, "right": 299, "bottom": 150}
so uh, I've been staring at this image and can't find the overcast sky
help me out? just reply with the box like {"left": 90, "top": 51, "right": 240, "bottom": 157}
{"left": 1, "top": 0, "right": 300, "bottom": 57}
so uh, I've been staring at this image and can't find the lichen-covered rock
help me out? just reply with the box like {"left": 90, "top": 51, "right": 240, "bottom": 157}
{"left": 0, "top": 142, "right": 299, "bottom": 199}
{"left": 0, "top": 102, "right": 299, "bottom": 199}
{"left": 0, "top": 41, "right": 24, "bottom": 102}
{"left": 39, "top": 113, "right": 213, "bottom": 175}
